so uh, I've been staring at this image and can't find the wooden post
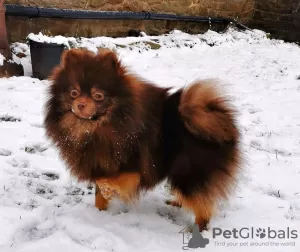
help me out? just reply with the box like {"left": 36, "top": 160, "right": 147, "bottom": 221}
{"left": 0, "top": 0, "right": 11, "bottom": 59}
{"left": 0, "top": 0, "right": 24, "bottom": 77}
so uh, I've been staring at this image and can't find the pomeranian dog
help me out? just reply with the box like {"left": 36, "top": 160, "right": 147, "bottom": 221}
{"left": 44, "top": 48, "right": 241, "bottom": 231}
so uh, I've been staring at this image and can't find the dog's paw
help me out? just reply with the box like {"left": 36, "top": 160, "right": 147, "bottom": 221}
{"left": 97, "top": 180, "right": 120, "bottom": 199}
{"left": 165, "top": 200, "right": 182, "bottom": 208}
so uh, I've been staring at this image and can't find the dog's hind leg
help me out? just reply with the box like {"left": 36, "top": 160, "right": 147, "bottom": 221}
{"left": 173, "top": 190, "right": 214, "bottom": 232}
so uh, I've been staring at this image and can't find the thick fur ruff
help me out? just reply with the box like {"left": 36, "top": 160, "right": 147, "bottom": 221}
{"left": 44, "top": 48, "right": 242, "bottom": 231}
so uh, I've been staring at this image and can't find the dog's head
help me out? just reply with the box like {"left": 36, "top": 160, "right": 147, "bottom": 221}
{"left": 47, "top": 48, "right": 134, "bottom": 128}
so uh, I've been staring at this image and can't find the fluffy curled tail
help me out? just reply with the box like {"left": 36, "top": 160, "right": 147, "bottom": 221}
{"left": 167, "top": 80, "right": 242, "bottom": 231}
{"left": 178, "top": 79, "right": 239, "bottom": 143}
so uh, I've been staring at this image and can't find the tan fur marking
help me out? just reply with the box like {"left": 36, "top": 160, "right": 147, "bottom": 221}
{"left": 173, "top": 189, "right": 214, "bottom": 231}
{"left": 95, "top": 183, "right": 109, "bottom": 211}
{"left": 96, "top": 172, "right": 141, "bottom": 203}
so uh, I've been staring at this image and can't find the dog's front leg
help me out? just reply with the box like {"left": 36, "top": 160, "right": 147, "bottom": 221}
{"left": 95, "top": 183, "right": 110, "bottom": 211}
{"left": 95, "top": 172, "right": 141, "bottom": 210}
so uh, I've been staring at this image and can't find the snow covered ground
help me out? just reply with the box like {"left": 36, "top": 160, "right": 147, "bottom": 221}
{"left": 1, "top": 28, "right": 300, "bottom": 252}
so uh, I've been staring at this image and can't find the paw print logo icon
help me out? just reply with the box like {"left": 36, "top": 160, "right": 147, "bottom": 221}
{"left": 180, "top": 224, "right": 210, "bottom": 250}
{"left": 188, "top": 225, "right": 210, "bottom": 249}
{"left": 256, "top": 228, "right": 266, "bottom": 239}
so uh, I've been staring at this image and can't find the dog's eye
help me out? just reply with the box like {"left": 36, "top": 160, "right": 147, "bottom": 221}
{"left": 70, "top": 90, "right": 80, "bottom": 98}
{"left": 93, "top": 92, "right": 104, "bottom": 101}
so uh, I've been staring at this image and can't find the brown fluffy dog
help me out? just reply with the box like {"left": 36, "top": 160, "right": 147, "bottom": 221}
{"left": 44, "top": 48, "right": 241, "bottom": 231}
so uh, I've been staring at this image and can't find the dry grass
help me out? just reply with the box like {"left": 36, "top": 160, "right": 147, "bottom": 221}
{"left": 6, "top": 0, "right": 255, "bottom": 20}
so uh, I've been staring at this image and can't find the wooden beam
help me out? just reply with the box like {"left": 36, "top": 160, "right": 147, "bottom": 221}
{"left": 0, "top": 0, "right": 11, "bottom": 59}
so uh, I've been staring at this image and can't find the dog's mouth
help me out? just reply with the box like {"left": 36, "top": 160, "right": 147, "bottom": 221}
{"left": 71, "top": 108, "right": 99, "bottom": 121}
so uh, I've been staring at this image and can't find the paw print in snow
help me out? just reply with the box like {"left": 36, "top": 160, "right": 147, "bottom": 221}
{"left": 256, "top": 228, "right": 266, "bottom": 238}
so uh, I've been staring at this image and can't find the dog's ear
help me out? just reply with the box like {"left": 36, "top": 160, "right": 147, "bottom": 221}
{"left": 60, "top": 49, "right": 82, "bottom": 68}
{"left": 97, "top": 48, "right": 121, "bottom": 72}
